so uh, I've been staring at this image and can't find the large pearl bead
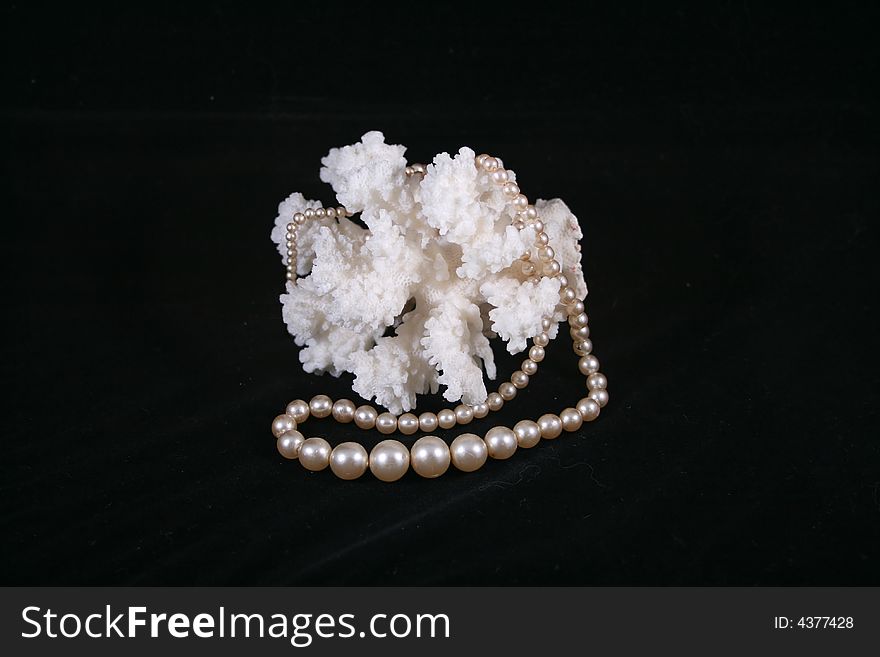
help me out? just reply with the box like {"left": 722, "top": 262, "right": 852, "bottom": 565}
{"left": 450, "top": 433, "right": 488, "bottom": 472}
{"left": 576, "top": 397, "right": 601, "bottom": 421}
{"left": 411, "top": 436, "right": 451, "bottom": 478}
{"left": 578, "top": 355, "right": 600, "bottom": 375}
{"left": 437, "top": 409, "right": 456, "bottom": 429}
{"left": 513, "top": 420, "right": 541, "bottom": 448}
{"left": 276, "top": 429, "right": 304, "bottom": 459}
{"left": 418, "top": 412, "right": 439, "bottom": 432}
{"left": 309, "top": 395, "right": 333, "bottom": 418}
{"left": 299, "top": 437, "right": 332, "bottom": 471}
{"left": 285, "top": 399, "right": 310, "bottom": 423}
{"left": 589, "top": 388, "right": 609, "bottom": 408}
{"left": 398, "top": 413, "right": 420, "bottom": 435}
{"left": 354, "top": 405, "right": 378, "bottom": 429}
{"left": 537, "top": 413, "right": 563, "bottom": 439}
{"left": 331, "top": 399, "right": 356, "bottom": 423}
{"left": 376, "top": 412, "right": 398, "bottom": 434}
{"left": 560, "top": 407, "right": 583, "bottom": 432}
{"left": 329, "top": 441, "right": 369, "bottom": 480}
{"left": 369, "top": 440, "right": 410, "bottom": 482}
{"left": 272, "top": 414, "right": 297, "bottom": 437}
{"left": 454, "top": 404, "right": 474, "bottom": 425}
{"left": 587, "top": 372, "right": 608, "bottom": 390}
{"left": 485, "top": 426, "right": 517, "bottom": 459}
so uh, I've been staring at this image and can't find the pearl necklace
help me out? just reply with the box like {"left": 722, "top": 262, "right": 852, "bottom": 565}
{"left": 270, "top": 152, "right": 609, "bottom": 481}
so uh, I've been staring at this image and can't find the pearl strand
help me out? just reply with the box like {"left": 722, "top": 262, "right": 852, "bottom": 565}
{"left": 272, "top": 153, "right": 609, "bottom": 481}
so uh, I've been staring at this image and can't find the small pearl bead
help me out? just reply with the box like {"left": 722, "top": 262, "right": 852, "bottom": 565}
{"left": 513, "top": 420, "right": 541, "bottom": 448}
{"left": 437, "top": 409, "right": 456, "bottom": 429}
{"left": 410, "top": 436, "right": 450, "bottom": 478}
{"left": 571, "top": 328, "right": 591, "bottom": 344}
{"left": 587, "top": 372, "right": 608, "bottom": 390}
{"left": 272, "top": 414, "right": 297, "bottom": 437}
{"left": 539, "top": 246, "right": 555, "bottom": 262}
{"left": 541, "top": 317, "right": 552, "bottom": 330}
{"left": 450, "top": 433, "right": 488, "bottom": 472}
{"left": 286, "top": 399, "right": 310, "bottom": 423}
{"left": 521, "top": 261, "right": 536, "bottom": 275}
{"left": 475, "top": 153, "right": 489, "bottom": 167}
{"left": 574, "top": 339, "right": 593, "bottom": 356}
{"left": 277, "top": 429, "right": 305, "bottom": 459}
{"left": 315, "top": 207, "right": 326, "bottom": 218}
{"left": 560, "top": 407, "right": 583, "bottom": 432}
{"left": 337, "top": 206, "right": 347, "bottom": 218}
{"left": 498, "top": 382, "right": 517, "bottom": 401}
{"left": 513, "top": 219, "right": 525, "bottom": 230}
{"left": 299, "top": 437, "right": 331, "bottom": 471}
{"left": 513, "top": 194, "right": 528, "bottom": 209}
{"left": 560, "top": 287, "right": 577, "bottom": 305}
{"left": 521, "top": 359, "right": 538, "bottom": 375}
{"left": 331, "top": 399, "right": 356, "bottom": 423}
{"left": 511, "top": 370, "right": 529, "bottom": 389}
{"left": 286, "top": 222, "right": 295, "bottom": 232}
{"left": 325, "top": 207, "right": 337, "bottom": 219}
{"left": 472, "top": 402, "right": 489, "bottom": 419}
{"left": 329, "top": 442, "right": 369, "bottom": 480}
{"left": 482, "top": 157, "right": 499, "bottom": 172}
{"left": 487, "top": 392, "right": 504, "bottom": 411}
{"left": 304, "top": 208, "right": 315, "bottom": 218}
{"left": 376, "top": 412, "right": 398, "bottom": 434}
{"left": 418, "top": 412, "right": 439, "bottom": 432}
{"left": 285, "top": 272, "right": 294, "bottom": 280}
{"left": 491, "top": 169, "right": 508, "bottom": 184}
{"left": 579, "top": 355, "right": 600, "bottom": 375}
{"left": 454, "top": 404, "right": 474, "bottom": 425}
{"left": 535, "top": 232, "right": 549, "bottom": 246}
{"left": 589, "top": 388, "right": 609, "bottom": 408}
{"left": 525, "top": 205, "right": 538, "bottom": 220}
{"left": 570, "top": 300, "right": 585, "bottom": 315}
{"left": 571, "top": 312, "right": 589, "bottom": 328}
{"left": 538, "top": 414, "right": 563, "bottom": 439}
{"left": 577, "top": 397, "right": 601, "bottom": 421}
{"left": 398, "top": 412, "right": 420, "bottom": 435}
{"left": 543, "top": 260, "right": 561, "bottom": 277}
{"left": 293, "top": 212, "right": 305, "bottom": 224}
{"left": 533, "top": 220, "right": 544, "bottom": 233}
{"left": 534, "top": 332, "right": 550, "bottom": 347}
{"left": 354, "top": 405, "right": 378, "bottom": 429}
{"left": 309, "top": 395, "right": 333, "bottom": 418}
{"left": 484, "top": 426, "right": 518, "bottom": 460}
{"left": 503, "top": 182, "right": 520, "bottom": 197}
{"left": 529, "top": 345, "right": 545, "bottom": 362}
{"left": 369, "top": 440, "right": 410, "bottom": 482}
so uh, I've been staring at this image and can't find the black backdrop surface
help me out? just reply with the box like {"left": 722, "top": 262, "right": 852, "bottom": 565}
{"left": 2, "top": 3, "right": 878, "bottom": 584}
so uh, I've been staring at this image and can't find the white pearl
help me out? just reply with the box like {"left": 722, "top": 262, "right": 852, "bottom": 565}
{"left": 293, "top": 212, "right": 305, "bottom": 224}
{"left": 498, "top": 382, "right": 517, "bottom": 401}
{"left": 503, "top": 182, "right": 520, "bottom": 197}
{"left": 560, "top": 287, "right": 577, "bottom": 305}
{"left": 529, "top": 345, "right": 545, "bottom": 362}
{"left": 521, "top": 359, "right": 538, "bottom": 375}
{"left": 304, "top": 208, "right": 315, "bottom": 218}
{"left": 336, "top": 206, "right": 347, "bottom": 218}
{"left": 535, "top": 232, "right": 549, "bottom": 246}
{"left": 579, "top": 355, "right": 600, "bottom": 375}
{"left": 299, "top": 437, "right": 331, "bottom": 471}
{"left": 571, "top": 312, "right": 589, "bottom": 328}
{"left": 376, "top": 412, "right": 398, "bottom": 434}
{"left": 272, "top": 414, "right": 297, "bottom": 437}
{"left": 533, "top": 332, "right": 550, "bottom": 347}
{"left": 537, "top": 414, "right": 563, "bottom": 439}
{"left": 541, "top": 317, "right": 552, "bottom": 330}
{"left": 354, "top": 405, "right": 378, "bottom": 429}
{"left": 574, "top": 339, "right": 593, "bottom": 356}
{"left": 454, "top": 404, "right": 474, "bottom": 425}
{"left": 315, "top": 207, "right": 326, "bottom": 218}
{"left": 329, "top": 442, "right": 369, "bottom": 480}
{"left": 491, "top": 169, "right": 508, "bottom": 184}
{"left": 277, "top": 429, "right": 305, "bottom": 459}
{"left": 472, "top": 402, "right": 489, "bottom": 419}
{"left": 510, "top": 370, "right": 529, "bottom": 389}
{"left": 484, "top": 426, "right": 517, "bottom": 460}
{"left": 533, "top": 220, "right": 544, "bottom": 233}
{"left": 398, "top": 412, "right": 419, "bottom": 435}
{"left": 475, "top": 153, "right": 489, "bottom": 167}
{"left": 538, "top": 246, "right": 555, "bottom": 262}
{"left": 571, "top": 325, "right": 591, "bottom": 341}
{"left": 487, "top": 392, "right": 504, "bottom": 411}
{"left": 525, "top": 205, "right": 538, "bottom": 220}
{"left": 589, "top": 388, "right": 609, "bottom": 408}
{"left": 324, "top": 207, "right": 337, "bottom": 219}
{"left": 309, "top": 395, "right": 333, "bottom": 418}
{"left": 418, "top": 412, "right": 439, "bottom": 432}
{"left": 481, "top": 157, "right": 499, "bottom": 172}
{"left": 543, "top": 260, "right": 561, "bottom": 277}
{"left": 576, "top": 397, "right": 601, "bottom": 421}
{"left": 369, "top": 440, "right": 410, "bottom": 482}
{"left": 437, "top": 409, "right": 456, "bottom": 429}
{"left": 331, "top": 399, "right": 356, "bottom": 423}
{"left": 521, "top": 261, "right": 536, "bottom": 276}
{"left": 450, "top": 434, "right": 488, "bottom": 472}
{"left": 560, "top": 407, "right": 583, "bottom": 432}
{"left": 286, "top": 399, "right": 310, "bottom": 423}
{"left": 513, "top": 194, "right": 528, "bottom": 209}
{"left": 513, "top": 420, "right": 541, "bottom": 448}
{"left": 587, "top": 372, "right": 608, "bottom": 390}
{"left": 410, "top": 436, "right": 450, "bottom": 478}
{"left": 570, "top": 300, "right": 585, "bottom": 315}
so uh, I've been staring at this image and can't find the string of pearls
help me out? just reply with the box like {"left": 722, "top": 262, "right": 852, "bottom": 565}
{"left": 272, "top": 153, "right": 609, "bottom": 481}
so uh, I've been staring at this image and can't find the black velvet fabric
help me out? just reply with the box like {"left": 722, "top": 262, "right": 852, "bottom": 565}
{"left": 3, "top": 3, "right": 878, "bottom": 585}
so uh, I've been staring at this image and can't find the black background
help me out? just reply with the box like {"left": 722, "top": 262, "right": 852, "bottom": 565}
{"left": 2, "top": 3, "right": 878, "bottom": 584}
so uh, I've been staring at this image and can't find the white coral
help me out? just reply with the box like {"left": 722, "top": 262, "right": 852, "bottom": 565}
{"left": 271, "top": 131, "right": 587, "bottom": 414}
